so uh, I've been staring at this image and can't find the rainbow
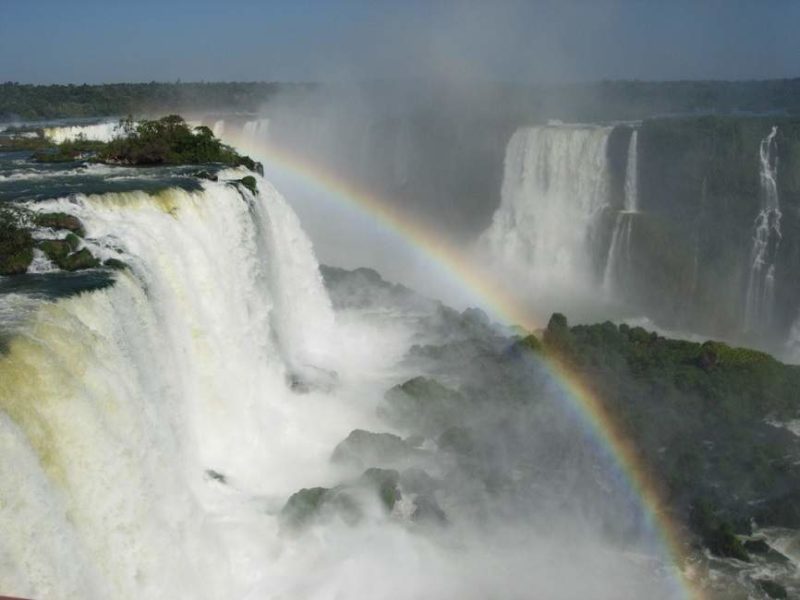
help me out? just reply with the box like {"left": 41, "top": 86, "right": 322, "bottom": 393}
{"left": 222, "top": 126, "right": 706, "bottom": 600}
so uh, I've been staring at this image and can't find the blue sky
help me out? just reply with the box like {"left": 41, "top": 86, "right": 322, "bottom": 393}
{"left": 1, "top": 0, "right": 798, "bottom": 84}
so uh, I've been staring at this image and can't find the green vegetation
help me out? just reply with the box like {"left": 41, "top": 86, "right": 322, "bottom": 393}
{"left": 0, "top": 208, "right": 34, "bottom": 275}
{"left": 0, "top": 133, "right": 53, "bottom": 153}
{"left": 520, "top": 314, "right": 800, "bottom": 557}
{"left": 235, "top": 175, "right": 257, "bottom": 195}
{"left": 2, "top": 79, "right": 800, "bottom": 122}
{"left": 32, "top": 137, "right": 106, "bottom": 163}
{"left": 0, "top": 207, "right": 105, "bottom": 276}
{"left": 97, "top": 115, "right": 258, "bottom": 168}
{"left": 0, "top": 81, "right": 309, "bottom": 120}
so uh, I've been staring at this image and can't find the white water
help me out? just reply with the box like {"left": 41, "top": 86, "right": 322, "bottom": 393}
{"left": 243, "top": 118, "right": 270, "bottom": 140}
{"left": 479, "top": 125, "right": 612, "bottom": 293}
{"left": 0, "top": 174, "right": 345, "bottom": 599}
{"left": 745, "top": 126, "right": 781, "bottom": 333}
{"left": 212, "top": 119, "right": 226, "bottom": 138}
{"left": 603, "top": 130, "right": 639, "bottom": 295}
{"left": 43, "top": 121, "right": 126, "bottom": 144}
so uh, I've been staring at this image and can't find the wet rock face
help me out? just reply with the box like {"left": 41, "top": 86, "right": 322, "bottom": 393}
{"left": 34, "top": 212, "right": 86, "bottom": 237}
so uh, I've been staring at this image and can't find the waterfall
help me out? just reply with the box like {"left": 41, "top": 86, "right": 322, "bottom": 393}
{"left": 479, "top": 125, "right": 612, "bottom": 290}
{"left": 243, "top": 117, "right": 270, "bottom": 139}
{"left": 0, "top": 174, "right": 336, "bottom": 599}
{"left": 43, "top": 121, "right": 126, "bottom": 143}
{"left": 744, "top": 126, "right": 781, "bottom": 332}
{"left": 603, "top": 130, "right": 639, "bottom": 295}
{"left": 212, "top": 119, "right": 225, "bottom": 138}
{"left": 623, "top": 130, "right": 639, "bottom": 213}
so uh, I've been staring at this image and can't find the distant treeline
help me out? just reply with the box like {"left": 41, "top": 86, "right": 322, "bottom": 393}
{"left": 2, "top": 78, "right": 800, "bottom": 122}
{"left": 0, "top": 81, "right": 314, "bottom": 120}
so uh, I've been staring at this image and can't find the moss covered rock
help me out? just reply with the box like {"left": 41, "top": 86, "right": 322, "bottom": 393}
{"left": 0, "top": 246, "right": 33, "bottom": 275}
{"left": 0, "top": 211, "right": 34, "bottom": 275}
{"left": 359, "top": 468, "right": 401, "bottom": 512}
{"left": 756, "top": 579, "right": 788, "bottom": 599}
{"left": 59, "top": 248, "right": 100, "bottom": 271}
{"left": 331, "top": 429, "right": 413, "bottom": 468}
{"left": 280, "top": 486, "right": 361, "bottom": 530}
{"left": 381, "top": 377, "right": 464, "bottom": 435}
{"left": 34, "top": 212, "right": 86, "bottom": 237}
{"left": 237, "top": 176, "right": 258, "bottom": 195}
{"left": 38, "top": 239, "right": 72, "bottom": 262}
{"left": 103, "top": 258, "right": 128, "bottom": 271}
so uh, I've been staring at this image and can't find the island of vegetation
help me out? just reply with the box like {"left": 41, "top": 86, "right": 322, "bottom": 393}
{"left": 0, "top": 115, "right": 261, "bottom": 276}
{"left": 23, "top": 114, "right": 262, "bottom": 173}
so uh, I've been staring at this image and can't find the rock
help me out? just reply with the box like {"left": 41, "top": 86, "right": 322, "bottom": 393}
{"left": 411, "top": 493, "right": 448, "bottom": 526}
{"left": 205, "top": 469, "right": 227, "bottom": 484}
{"left": 38, "top": 239, "right": 72, "bottom": 262}
{"left": 400, "top": 468, "right": 439, "bottom": 494}
{"left": 34, "top": 212, "right": 86, "bottom": 236}
{"left": 0, "top": 217, "right": 34, "bottom": 275}
{"left": 280, "top": 486, "right": 361, "bottom": 530}
{"left": 381, "top": 377, "right": 464, "bottom": 435}
{"left": 0, "top": 246, "right": 33, "bottom": 275}
{"left": 195, "top": 170, "right": 218, "bottom": 181}
{"left": 755, "top": 579, "right": 788, "bottom": 599}
{"left": 59, "top": 248, "right": 100, "bottom": 271}
{"left": 103, "top": 258, "right": 128, "bottom": 271}
{"left": 281, "top": 487, "right": 331, "bottom": 529}
{"left": 743, "top": 539, "right": 791, "bottom": 564}
{"left": 690, "top": 501, "right": 750, "bottom": 561}
{"left": 286, "top": 365, "right": 339, "bottom": 394}
{"left": 237, "top": 175, "right": 257, "bottom": 195}
{"left": 359, "top": 468, "right": 402, "bottom": 512}
{"left": 65, "top": 233, "right": 81, "bottom": 251}
{"left": 331, "top": 430, "right": 413, "bottom": 468}
{"left": 437, "top": 426, "right": 476, "bottom": 456}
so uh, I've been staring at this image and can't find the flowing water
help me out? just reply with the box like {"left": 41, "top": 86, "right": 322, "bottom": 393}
{"left": 477, "top": 124, "right": 613, "bottom": 311}
{"left": 745, "top": 126, "right": 781, "bottom": 333}
{"left": 603, "top": 129, "right": 639, "bottom": 296}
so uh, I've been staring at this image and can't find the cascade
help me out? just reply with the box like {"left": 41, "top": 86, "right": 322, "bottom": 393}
{"left": 744, "top": 126, "right": 781, "bottom": 332}
{"left": 603, "top": 129, "right": 639, "bottom": 295}
{"left": 243, "top": 117, "right": 270, "bottom": 139}
{"left": 0, "top": 174, "right": 336, "bottom": 599}
{"left": 479, "top": 124, "right": 613, "bottom": 290}
{"left": 43, "top": 121, "right": 126, "bottom": 143}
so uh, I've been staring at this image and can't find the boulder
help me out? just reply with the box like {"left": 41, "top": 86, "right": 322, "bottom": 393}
{"left": 59, "top": 248, "right": 100, "bottom": 271}
{"left": 38, "top": 239, "right": 72, "bottom": 262}
{"left": 0, "top": 213, "right": 34, "bottom": 275}
{"left": 331, "top": 429, "right": 413, "bottom": 468}
{"left": 34, "top": 212, "right": 86, "bottom": 236}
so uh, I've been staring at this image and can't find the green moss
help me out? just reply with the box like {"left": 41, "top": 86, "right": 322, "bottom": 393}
{"left": 38, "top": 239, "right": 72, "bottom": 262}
{"left": 237, "top": 176, "right": 257, "bottom": 195}
{"left": 65, "top": 233, "right": 81, "bottom": 251}
{"left": 0, "top": 209, "right": 34, "bottom": 275}
{"left": 58, "top": 248, "right": 99, "bottom": 271}
{"left": 0, "top": 247, "right": 33, "bottom": 275}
